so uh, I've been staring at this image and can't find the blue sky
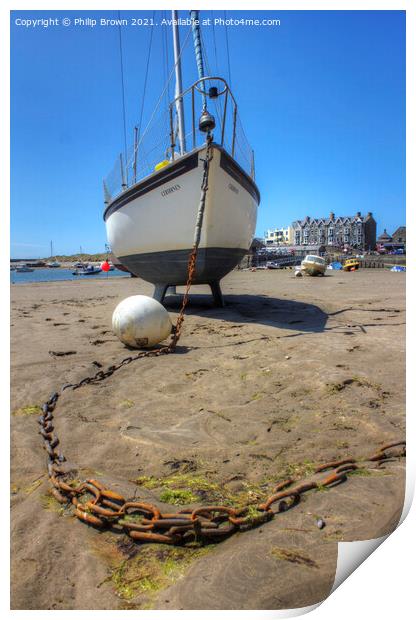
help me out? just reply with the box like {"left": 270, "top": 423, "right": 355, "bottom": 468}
{"left": 10, "top": 10, "right": 405, "bottom": 257}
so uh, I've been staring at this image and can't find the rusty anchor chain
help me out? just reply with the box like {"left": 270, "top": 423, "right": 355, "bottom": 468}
{"left": 40, "top": 389, "right": 406, "bottom": 545}
{"left": 37, "top": 137, "right": 406, "bottom": 545}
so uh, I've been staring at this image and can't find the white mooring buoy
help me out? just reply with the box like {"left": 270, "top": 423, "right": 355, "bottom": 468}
{"left": 112, "top": 295, "right": 172, "bottom": 348}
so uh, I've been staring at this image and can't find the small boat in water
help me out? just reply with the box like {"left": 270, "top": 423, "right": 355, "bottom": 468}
{"left": 72, "top": 264, "right": 102, "bottom": 276}
{"left": 301, "top": 255, "right": 326, "bottom": 276}
{"left": 47, "top": 242, "right": 61, "bottom": 267}
{"left": 16, "top": 264, "right": 34, "bottom": 273}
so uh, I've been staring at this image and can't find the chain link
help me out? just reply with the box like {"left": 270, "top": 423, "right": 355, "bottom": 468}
{"left": 37, "top": 137, "right": 406, "bottom": 545}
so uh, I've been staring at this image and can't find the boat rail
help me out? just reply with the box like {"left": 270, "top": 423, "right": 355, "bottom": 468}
{"left": 103, "top": 77, "right": 254, "bottom": 204}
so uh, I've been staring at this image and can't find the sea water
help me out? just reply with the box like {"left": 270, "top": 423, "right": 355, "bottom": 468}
{"left": 10, "top": 268, "right": 130, "bottom": 284}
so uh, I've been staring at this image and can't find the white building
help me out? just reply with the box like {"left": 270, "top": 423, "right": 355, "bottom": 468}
{"left": 264, "top": 226, "right": 293, "bottom": 245}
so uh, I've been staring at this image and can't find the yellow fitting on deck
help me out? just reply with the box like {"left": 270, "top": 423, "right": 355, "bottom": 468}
{"left": 154, "top": 160, "right": 169, "bottom": 172}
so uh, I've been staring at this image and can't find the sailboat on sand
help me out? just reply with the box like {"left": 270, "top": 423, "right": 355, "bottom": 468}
{"left": 103, "top": 10, "right": 260, "bottom": 306}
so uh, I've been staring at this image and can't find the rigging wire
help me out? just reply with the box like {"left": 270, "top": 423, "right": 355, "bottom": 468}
{"left": 200, "top": 37, "right": 223, "bottom": 122}
{"left": 134, "top": 25, "right": 193, "bottom": 154}
{"left": 201, "top": 26, "right": 252, "bottom": 170}
{"left": 163, "top": 11, "right": 171, "bottom": 105}
{"left": 200, "top": 27, "right": 226, "bottom": 120}
{"left": 211, "top": 10, "right": 219, "bottom": 76}
{"left": 208, "top": 11, "right": 224, "bottom": 124}
{"left": 136, "top": 11, "right": 155, "bottom": 145}
{"left": 162, "top": 11, "right": 172, "bottom": 140}
{"left": 117, "top": 11, "right": 128, "bottom": 176}
{"left": 224, "top": 10, "right": 232, "bottom": 90}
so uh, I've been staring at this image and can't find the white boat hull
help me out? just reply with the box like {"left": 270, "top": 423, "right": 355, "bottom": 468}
{"left": 104, "top": 144, "right": 260, "bottom": 287}
{"left": 301, "top": 257, "right": 326, "bottom": 276}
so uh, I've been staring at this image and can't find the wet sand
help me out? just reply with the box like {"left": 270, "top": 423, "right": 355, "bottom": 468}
{"left": 11, "top": 268, "right": 406, "bottom": 610}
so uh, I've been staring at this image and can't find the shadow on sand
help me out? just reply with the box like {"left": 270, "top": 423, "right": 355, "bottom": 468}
{"left": 164, "top": 293, "right": 328, "bottom": 334}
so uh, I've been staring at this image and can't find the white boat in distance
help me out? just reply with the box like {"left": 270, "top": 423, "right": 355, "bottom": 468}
{"left": 46, "top": 241, "right": 61, "bottom": 268}
{"left": 72, "top": 264, "right": 102, "bottom": 276}
{"left": 103, "top": 10, "right": 260, "bottom": 306}
{"left": 16, "top": 264, "right": 34, "bottom": 273}
{"left": 301, "top": 255, "right": 327, "bottom": 276}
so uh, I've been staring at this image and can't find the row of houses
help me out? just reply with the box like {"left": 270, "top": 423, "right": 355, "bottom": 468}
{"left": 376, "top": 227, "right": 406, "bottom": 251}
{"left": 264, "top": 212, "right": 393, "bottom": 252}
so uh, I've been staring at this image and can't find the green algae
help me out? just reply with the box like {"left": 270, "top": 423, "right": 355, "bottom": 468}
{"left": 110, "top": 544, "right": 212, "bottom": 604}
{"left": 283, "top": 459, "right": 316, "bottom": 478}
{"left": 12, "top": 404, "right": 42, "bottom": 416}
{"left": 134, "top": 471, "right": 268, "bottom": 509}
{"left": 250, "top": 392, "right": 263, "bottom": 401}
{"left": 246, "top": 505, "right": 264, "bottom": 519}
{"left": 159, "top": 488, "right": 198, "bottom": 505}
{"left": 119, "top": 399, "right": 134, "bottom": 408}
{"left": 135, "top": 472, "right": 229, "bottom": 504}
{"left": 348, "top": 467, "right": 372, "bottom": 477}
{"left": 40, "top": 493, "right": 66, "bottom": 515}
{"left": 118, "top": 513, "right": 146, "bottom": 526}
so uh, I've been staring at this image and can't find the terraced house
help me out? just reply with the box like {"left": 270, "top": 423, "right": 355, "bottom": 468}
{"left": 291, "top": 211, "right": 377, "bottom": 251}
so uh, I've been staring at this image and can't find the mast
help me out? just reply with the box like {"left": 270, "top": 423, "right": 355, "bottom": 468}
{"left": 133, "top": 126, "right": 138, "bottom": 183}
{"left": 171, "top": 10, "right": 186, "bottom": 155}
{"left": 190, "top": 9, "right": 215, "bottom": 135}
{"left": 189, "top": 10, "right": 206, "bottom": 109}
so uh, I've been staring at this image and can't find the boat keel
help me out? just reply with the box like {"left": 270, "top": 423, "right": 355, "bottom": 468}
{"left": 153, "top": 281, "right": 224, "bottom": 307}
{"left": 209, "top": 281, "right": 225, "bottom": 307}
{"left": 153, "top": 284, "right": 180, "bottom": 302}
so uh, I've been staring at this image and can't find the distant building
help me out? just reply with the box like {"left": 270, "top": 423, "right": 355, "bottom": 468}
{"left": 291, "top": 212, "right": 377, "bottom": 251}
{"left": 264, "top": 226, "right": 293, "bottom": 245}
{"left": 377, "top": 226, "right": 406, "bottom": 252}
{"left": 392, "top": 226, "right": 406, "bottom": 245}
{"left": 377, "top": 229, "right": 393, "bottom": 245}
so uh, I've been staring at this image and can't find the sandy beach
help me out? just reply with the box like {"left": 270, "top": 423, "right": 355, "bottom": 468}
{"left": 11, "top": 268, "right": 406, "bottom": 610}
